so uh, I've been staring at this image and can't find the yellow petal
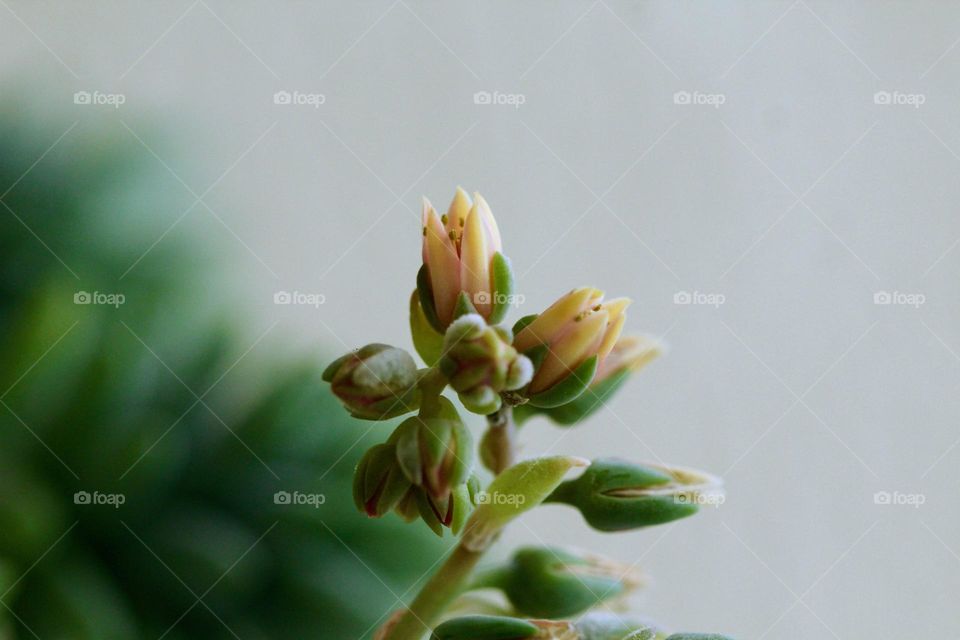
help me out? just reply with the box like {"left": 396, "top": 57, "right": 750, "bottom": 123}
{"left": 530, "top": 310, "right": 608, "bottom": 393}
{"left": 514, "top": 287, "right": 602, "bottom": 352}
{"left": 473, "top": 193, "right": 502, "bottom": 255}
{"left": 596, "top": 311, "right": 625, "bottom": 362}
{"left": 595, "top": 334, "right": 662, "bottom": 384}
{"left": 425, "top": 207, "right": 462, "bottom": 327}
{"left": 600, "top": 297, "right": 631, "bottom": 325}
{"left": 447, "top": 187, "right": 472, "bottom": 236}
{"left": 460, "top": 206, "right": 492, "bottom": 317}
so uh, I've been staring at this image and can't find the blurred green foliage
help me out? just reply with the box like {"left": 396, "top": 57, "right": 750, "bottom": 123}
{"left": 0, "top": 113, "right": 446, "bottom": 639}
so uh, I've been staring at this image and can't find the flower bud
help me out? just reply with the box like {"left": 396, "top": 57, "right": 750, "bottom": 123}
{"left": 575, "top": 613, "right": 660, "bottom": 640}
{"left": 324, "top": 344, "right": 421, "bottom": 420}
{"left": 430, "top": 615, "right": 538, "bottom": 640}
{"left": 394, "top": 398, "right": 473, "bottom": 500}
{"left": 440, "top": 315, "right": 533, "bottom": 415}
{"left": 352, "top": 443, "right": 412, "bottom": 517}
{"left": 512, "top": 288, "right": 629, "bottom": 408}
{"left": 546, "top": 458, "right": 722, "bottom": 532}
{"left": 419, "top": 189, "right": 515, "bottom": 331}
{"left": 538, "top": 335, "right": 663, "bottom": 426}
{"left": 431, "top": 616, "right": 576, "bottom": 640}
{"left": 412, "top": 479, "right": 476, "bottom": 536}
{"left": 476, "top": 546, "right": 643, "bottom": 618}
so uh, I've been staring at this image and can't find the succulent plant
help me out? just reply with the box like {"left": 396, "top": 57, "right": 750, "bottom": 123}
{"left": 325, "top": 188, "right": 734, "bottom": 639}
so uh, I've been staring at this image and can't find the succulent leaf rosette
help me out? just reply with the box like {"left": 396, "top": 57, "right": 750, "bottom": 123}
{"left": 324, "top": 188, "right": 733, "bottom": 640}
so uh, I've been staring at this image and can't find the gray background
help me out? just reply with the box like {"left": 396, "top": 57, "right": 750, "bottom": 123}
{"left": 3, "top": 1, "right": 960, "bottom": 638}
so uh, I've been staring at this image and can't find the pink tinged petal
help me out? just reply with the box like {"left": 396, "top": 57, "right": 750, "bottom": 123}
{"left": 595, "top": 335, "right": 661, "bottom": 383}
{"left": 472, "top": 193, "right": 502, "bottom": 255}
{"left": 530, "top": 310, "right": 608, "bottom": 393}
{"left": 421, "top": 197, "right": 435, "bottom": 265}
{"left": 513, "top": 287, "right": 602, "bottom": 352}
{"left": 426, "top": 207, "right": 462, "bottom": 327}
{"left": 460, "top": 206, "right": 492, "bottom": 318}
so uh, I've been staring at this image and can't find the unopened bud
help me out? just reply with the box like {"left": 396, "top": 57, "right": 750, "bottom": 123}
{"left": 476, "top": 546, "right": 643, "bottom": 618}
{"left": 440, "top": 314, "right": 533, "bottom": 415}
{"left": 546, "top": 458, "right": 722, "bottom": 532}
{"left": 324, "top": 344, "right": 420, "bottom": 420}
{"left": 394, "top": 398, "right": 473, "bottom": 500}
{"left": 353, "top": 443, "right": 412, "bottom": 517}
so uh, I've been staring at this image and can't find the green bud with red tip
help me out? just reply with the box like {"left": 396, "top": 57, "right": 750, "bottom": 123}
{"left": 352, "top": 443, "right": 412, "bottom": 518}
{"left": 394, "top": 397, "right": 474, "bottom": 501}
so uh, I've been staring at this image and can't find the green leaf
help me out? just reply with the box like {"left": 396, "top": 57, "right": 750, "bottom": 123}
{"left": 417, "top": 264, "right": 445, "bottom": 333}
{"left": 431, "top": 615, "right": 538, "bottom": 640}
{"left": 410, "top": 291, "right": 445, "bottom": 366}
{"left": 511, "top": 314, "right": 538, "bottom": 336}
{"left": 454, "top": 292, "right": 479, "bottom": 320}
{"left": 528, "top": 355, "right": 598, "bottom": 408}
{"left": 542, "top": 369, "right": 631, "bottom": 425}
{"left": 461, "top": 455, "right": 588, "bottom": 552}
{"left": 488, "top": 252, "right": 514, "bottom": 325}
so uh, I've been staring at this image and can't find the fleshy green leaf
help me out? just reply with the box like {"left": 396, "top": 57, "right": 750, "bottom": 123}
{"left": 461, "top": 455, "right": 588, "bottom": 552}
{"left": 410, "top": 290, "right": 445, "bottom": 366}
{"left": 542, "top": 369, "right": 631, "bottom": 425}
{"left": 528, "top": 355, "right": 598, "bottom": 408}
{"left": 488, "top": 252, "right": 514, "bottom": 325}
{"left": 417, "top": 264, "right": 445, "bottom": 333}
{"left": 431, "top": 615, "right": 538, "bottom": 640}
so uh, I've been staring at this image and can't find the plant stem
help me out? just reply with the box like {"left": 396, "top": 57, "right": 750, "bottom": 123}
{"left": 380, "top": 406, "right": 517, "bottom": 640}
{"left": 380, "top": 544, "right": 484, "bottom": 640}
{"left": 482, "top": 404, "right": 517, "bottom": 474}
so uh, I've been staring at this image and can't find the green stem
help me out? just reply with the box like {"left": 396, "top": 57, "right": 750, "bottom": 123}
{"left": 381, "top": 545, "right": 484, "bottom": 640}
{"left": 481, "top": 404, "right": 517, "bottom": 474}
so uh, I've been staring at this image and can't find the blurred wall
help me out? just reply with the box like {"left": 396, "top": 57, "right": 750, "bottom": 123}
{"left": 2, "top": 2, "right": 959, "bottom": 638}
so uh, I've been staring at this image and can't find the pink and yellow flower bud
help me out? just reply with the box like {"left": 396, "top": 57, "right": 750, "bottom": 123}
{"left": 419, "top": 188, "right": 513, "bottom": 331}
{"left": 513, "top": 288, "right": 630, "bottom": 398}
{"left": 593, "top": 334, "right": 662, "bottom": 386}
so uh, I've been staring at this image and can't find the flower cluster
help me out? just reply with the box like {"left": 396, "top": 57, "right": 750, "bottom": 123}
{"left": 325, "top": 189, "right": 732, "bottom": 640}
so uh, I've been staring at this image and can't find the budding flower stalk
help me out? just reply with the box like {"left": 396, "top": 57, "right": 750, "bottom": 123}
{"left": 419, "top": 188, "right": 515, "bottom": 331}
